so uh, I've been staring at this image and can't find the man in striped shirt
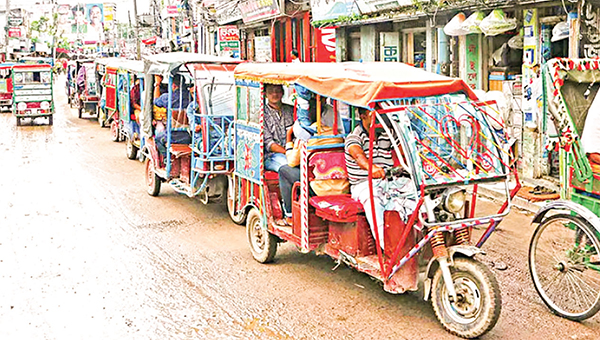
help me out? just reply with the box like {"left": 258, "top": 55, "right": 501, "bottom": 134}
{"left": 345, "top": 108, "right": 415, "bottom": 250}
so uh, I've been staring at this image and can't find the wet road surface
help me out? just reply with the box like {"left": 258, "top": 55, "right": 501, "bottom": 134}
{"left": 1, "top": 76, "right": 600, "bottom": 339}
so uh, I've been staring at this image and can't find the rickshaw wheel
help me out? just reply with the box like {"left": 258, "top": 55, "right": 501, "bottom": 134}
{"left": 78, "top": 106, "right": 83, "bottom": 119}
{"left": 126, "top": 138, "right": 138, "bottom": 160}
{"left": 16, "top": 117, "right": 21, "bottom": 126}
{"left": 145, "top": 158, "right": 161, "bottom": 196}
{"left": 227, "top": 175, "right": 246, "bottom": 225}
{"left": 246, "top": 208, "right": 277, "bottom": 263}
{"left": 529, "top": 214, "right": 600, "bottom": 321}
{"left": 48, "top": 116, "right": 53, "bottom": 126}
{"left": 431, "top": 257, "right": 501, "bottom": 339}
{"left": 110, "top": 121, "right": 120, "bottom": 142}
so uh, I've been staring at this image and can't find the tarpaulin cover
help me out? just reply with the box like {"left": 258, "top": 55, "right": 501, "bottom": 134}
{"left": 234, "top": 62, "right": 477, "bottom": 108}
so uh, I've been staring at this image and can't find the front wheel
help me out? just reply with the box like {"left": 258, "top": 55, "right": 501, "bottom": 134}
{"left": 110, "top": 120, "right": 120, "bottom": 142}
{"left": 145, "top": 158, "right": 161, "bottom": 196}
{"left": 529, "top": 214, "right": 600, "bottom": 321}
{"left": 246, "top": 208, "right": 277, "bottom": 263}
{"left": 227, "top": 175, "right": 246, "bottom": 225}
{"left": 431, "top": 257, "right": 501, "bottom": 339}
{"left": 126, "top": 138, "right": 139, "bottom": 160}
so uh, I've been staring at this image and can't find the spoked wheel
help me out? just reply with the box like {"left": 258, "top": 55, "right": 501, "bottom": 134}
{"left": 145, "top": 158, "right": 161, "bottom": 196}
{"left": 110, "top": 120, "right": 120, "bottom": 142}
{"left": 246, "top": 208, "right": 277, "bottom": 263}
{"left": 125, "top": 138, "right": 138, "bottom": 160}
{"left": 529, "top": 214, "right": 600, "bottom": 321}
{"left": 431, "top": 257, "right": 501, "bottom": 339}
{"left": 227, "top": 174, "right": 246, "bottom": 225}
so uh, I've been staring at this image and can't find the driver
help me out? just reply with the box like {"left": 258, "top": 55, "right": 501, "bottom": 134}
{"left": 345, "top": 108, "right": 415, "bottom": 250}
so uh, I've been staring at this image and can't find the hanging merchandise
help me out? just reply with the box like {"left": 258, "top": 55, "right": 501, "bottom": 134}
{"left": 508, "top": 31, "right": 524, "bottom": 49}
{"left": 479, "top": 9, "right": 518, "bottom": 36}
{"left": 443, "top": 12, "right": 468, "bottom": 36}
{"left": 551, "top": 22, "right": 569, "bottom": 42}
{"left": 461, "top": 11, "right": 485, "bottom": 34}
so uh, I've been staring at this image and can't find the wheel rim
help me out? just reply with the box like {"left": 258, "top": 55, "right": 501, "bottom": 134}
{"left": 146, "top": 160, "right": 155, "bottom": 188}
{"left": 250, "top": 216, "right": 266, "bottom": 253}
{"left": 441, "top": 275, "right": 483, "bottom": 324}
{"left": 227, "top": 176, "right": 237, "bottom": 218}
{"left": 111, "top": 122, "right": 119, "bottom": 140}
{"left": 531, "top": 216, "right": 600, "bottom": 317}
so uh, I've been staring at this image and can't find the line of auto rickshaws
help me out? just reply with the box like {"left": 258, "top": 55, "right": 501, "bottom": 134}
{"left": 6, "top": 52, "right": 599, "bottom": 338}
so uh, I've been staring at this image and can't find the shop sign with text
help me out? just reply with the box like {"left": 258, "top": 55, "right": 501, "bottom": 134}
{"left": 581, "top": 1, "right": 600, "bottom": 58}
{"left": 239, "top": 0, "right": 280, "bottom": 23}
{"left": 465, "top": 34, "right": 480, "bottom": 89}
{"left": 216, "top": 0, "right": 243, "bottom": 25}
{"left": 315, "top": 27, "right": 336, "bottom": 62}
{"left": 218, "top": 26, "right": 240, "bottom": 41}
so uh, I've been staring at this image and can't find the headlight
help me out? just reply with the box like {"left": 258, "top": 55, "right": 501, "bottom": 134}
{"left": 17, "top": 102, "right": 27, "bottom": 110}
{"left": 41, "top": 101, "right": 50, "bottom": 110}
{"left": 444, "top": 188, "right": 466, "bottom": 213}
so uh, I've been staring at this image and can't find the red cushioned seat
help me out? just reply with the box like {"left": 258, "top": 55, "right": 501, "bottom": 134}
{"left": 309, "top": 194, "right": 364, "bottom": 223}
{"left": 265, "top": 170, "right": 279, "bottom": 181}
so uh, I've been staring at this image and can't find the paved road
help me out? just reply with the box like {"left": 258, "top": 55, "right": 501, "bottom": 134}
{"left": 1, "top": 76, "right": 599, "bottom": 339}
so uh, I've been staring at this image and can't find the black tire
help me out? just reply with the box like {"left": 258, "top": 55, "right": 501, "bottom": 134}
{"left": 431, "top": 257, "right": 501, "bottom": 339}
{"left": 227, "top": 174, "right": 246, "bottom": 225}
{"left": 246, "top": 208, "right": 277, "bottom": 263}
{"left": 126, "top": 138, "right": 139, "bottom": 160}
{"left": 16, "top": 117, "right": 21, "bottom": 126}
{"left": 110, "top": 120, "right": 120, "bottom": 142}
{"left": 48, "top": 115, "right": 53, "bottom": 126}
{"left": 78, "top": 105, "right": 83, "bottom": 119}
{"left": 529, "top": 214, "right": 600, "bottom": 321}
{"left": 145, "top": 158, "right": 161, "bottom": 196}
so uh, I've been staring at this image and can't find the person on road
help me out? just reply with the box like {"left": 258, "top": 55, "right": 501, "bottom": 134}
{"left": 291, "top": 49, "right": 301, "bottom": 63}
{"left": 263, "top": 84, "right": 294, "bottom": 172}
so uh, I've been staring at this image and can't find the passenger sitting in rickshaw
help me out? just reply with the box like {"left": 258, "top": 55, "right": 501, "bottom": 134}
{"left": 345, "top": 108, "right": 416, "bottom": 249}
{"left": 263, "top": 84, "right": 294, "bottom": 172}
{"left": 581, "top": 90, "right": 600, "bottom": 173}
{"left": 77, "top": 64, "right": 87, "bottom": 95}
{"left": 130, "top": 77, "right": 142, "bottom": 122}
{"left": 153, "top": 75, "right": 192, "bottom": 155}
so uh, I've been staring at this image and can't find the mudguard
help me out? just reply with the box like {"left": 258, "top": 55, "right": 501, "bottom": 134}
{"left": 423, "top": 245, "right": 485, "bottom": 301}
{"left": 531, "top": 200, "right": 600, "bottom": 231}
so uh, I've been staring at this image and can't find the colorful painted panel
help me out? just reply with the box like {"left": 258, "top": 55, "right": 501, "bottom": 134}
{"left": 394, "top": 96, "right": 510, "bottom": 188}
{"left": 236, "top": 86, "right": 248, "bottom": 121}
{"left": 235, "top": 124, "right": 262, "bottom": 184}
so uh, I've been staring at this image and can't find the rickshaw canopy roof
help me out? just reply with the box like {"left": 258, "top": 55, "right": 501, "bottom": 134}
{"left": 234, "top": 62, "right": 478, "bottom": 108}
{"left": 98, "top": 58, "right": 144, "bottom": 74}
{"left": 12, "top": 64, "right": 52, "bottom": 71}
{"left": 143, "top": 52, "right": 243, "bottom": 75}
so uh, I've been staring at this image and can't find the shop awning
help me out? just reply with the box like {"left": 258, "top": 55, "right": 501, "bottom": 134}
{"left": 234, "top": 62, "right": 478, "bottom": 108}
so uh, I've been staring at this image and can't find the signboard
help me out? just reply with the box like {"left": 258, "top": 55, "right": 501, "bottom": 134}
{"left": 580, "top": 2, "right": 600, "bottom": 58}
{"left": 254, "top": 36, "right": 272, "bottom": 62}
{"left": 239, "top": 0, "right": 280, "bottom": 23}
{"left": 310, "top": 0, "right": 359, "bottom": 22}
{"left": 356, "top": 0, "right": 412, "bottom": 15}
{"left": 219, "top": 41, "right": 241, "bottom": 58}
{"left": 380, "top": 32, "right": 399, "bottom": 62}
{"left": 8, "top": 16, "right": 24, "bottom": 26}
{"left": 465, "top": 34, "right": 480, "bottom": 89}
{"left": 218, "top": 26, "right": 240, "bottom": 41}
{"left": 165, "top": 5, "right": 180, "bottom": 17}
{"left": 56, "top": 3, "right": 112, "bottom": 43}
{"left": 315, "top": 27, "right": 337, "bottom": 62}
{"left": 216, "top": 0, "right": 243, "bottom": 25}
{"left": 8, "top": 27, "right": 22, "bottom": 38}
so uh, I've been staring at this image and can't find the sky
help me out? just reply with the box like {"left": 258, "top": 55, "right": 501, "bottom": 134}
{"left": 2, "top": 0, "right": 152, "bottom": 23}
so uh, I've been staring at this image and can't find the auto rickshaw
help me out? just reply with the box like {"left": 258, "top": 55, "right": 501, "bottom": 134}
{"left": 141, "top": 52, "right": 242, "bottom": 203}
{"left": 74, "top": 61, "right": 99, "bottom": 119}
{"left": 0, "top": 62, "right": 14, "bottom": 112}
{"left": 229, "top": 62, "right": 520, "bottom": 338}
{"left": 12, "top": 64, "right": 54, "bottom": 126}
{"left": 94, "top": 57, "right": 120, "bottom": 128}
{"left": 66, "top": 58, "right": 93, "bottom": 107}
{"left": 528, "top": 58, "right": 600, "bottom": 321}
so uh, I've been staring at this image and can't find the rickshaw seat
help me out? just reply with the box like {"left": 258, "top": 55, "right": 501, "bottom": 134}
{"left": 170, "top": 144, "right": 192, "bottom": 158}
{"left": 309, "top": 195, "right": 364, "bottom": 223}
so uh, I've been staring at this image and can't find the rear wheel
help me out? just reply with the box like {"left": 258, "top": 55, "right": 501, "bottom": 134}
{"left": 431, "top": 257, "right": 501, "bottom": 338}
{"left": 145, "top": 158, "right": 161, "bottom": 196}
{"left": 247, "top": 208, "right": 277, "bottom": 263}
{"left": 16, "top": 117, "right": 21, "bottom": 126}
{"left": 126, "top": 138, "right": 138, "bottom": 160}
{"left": 227, "top": 175, "right": 246, "bottom": 225}
{"left": 110, "top": 120, "right": 120, "bottom": 142}
{"left": 529, "top": 214, "right": 600, "bottom": 321}
{"left": 48, "top": 115, "right": 53, "bottom": 126}
{"left": 97, "top": 107, "right": 106, "bottom": 127}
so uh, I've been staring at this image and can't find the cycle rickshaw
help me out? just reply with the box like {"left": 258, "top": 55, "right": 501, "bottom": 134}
{"left": 529, "top": 58, "right": 600, "bottom": 321}
{"left": 229, "top": 62, "right": 520, "bottom": 338}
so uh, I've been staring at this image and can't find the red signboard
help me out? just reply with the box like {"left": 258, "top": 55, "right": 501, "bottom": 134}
{"left": 239, "top": 0, "right": 280, "bottom": 23}
{"left": 8, "top": 27, "right": 22, "bottom": 38}
{"left": 218, "top": 26, "right": 240, "bottom": 42}
{"left": 315, "top": 27, "right": 336, "bottom": 62}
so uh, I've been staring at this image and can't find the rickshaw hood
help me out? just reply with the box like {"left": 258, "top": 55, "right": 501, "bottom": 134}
{"left": 234, "top": 62, "right": 478, "bottom": 108}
